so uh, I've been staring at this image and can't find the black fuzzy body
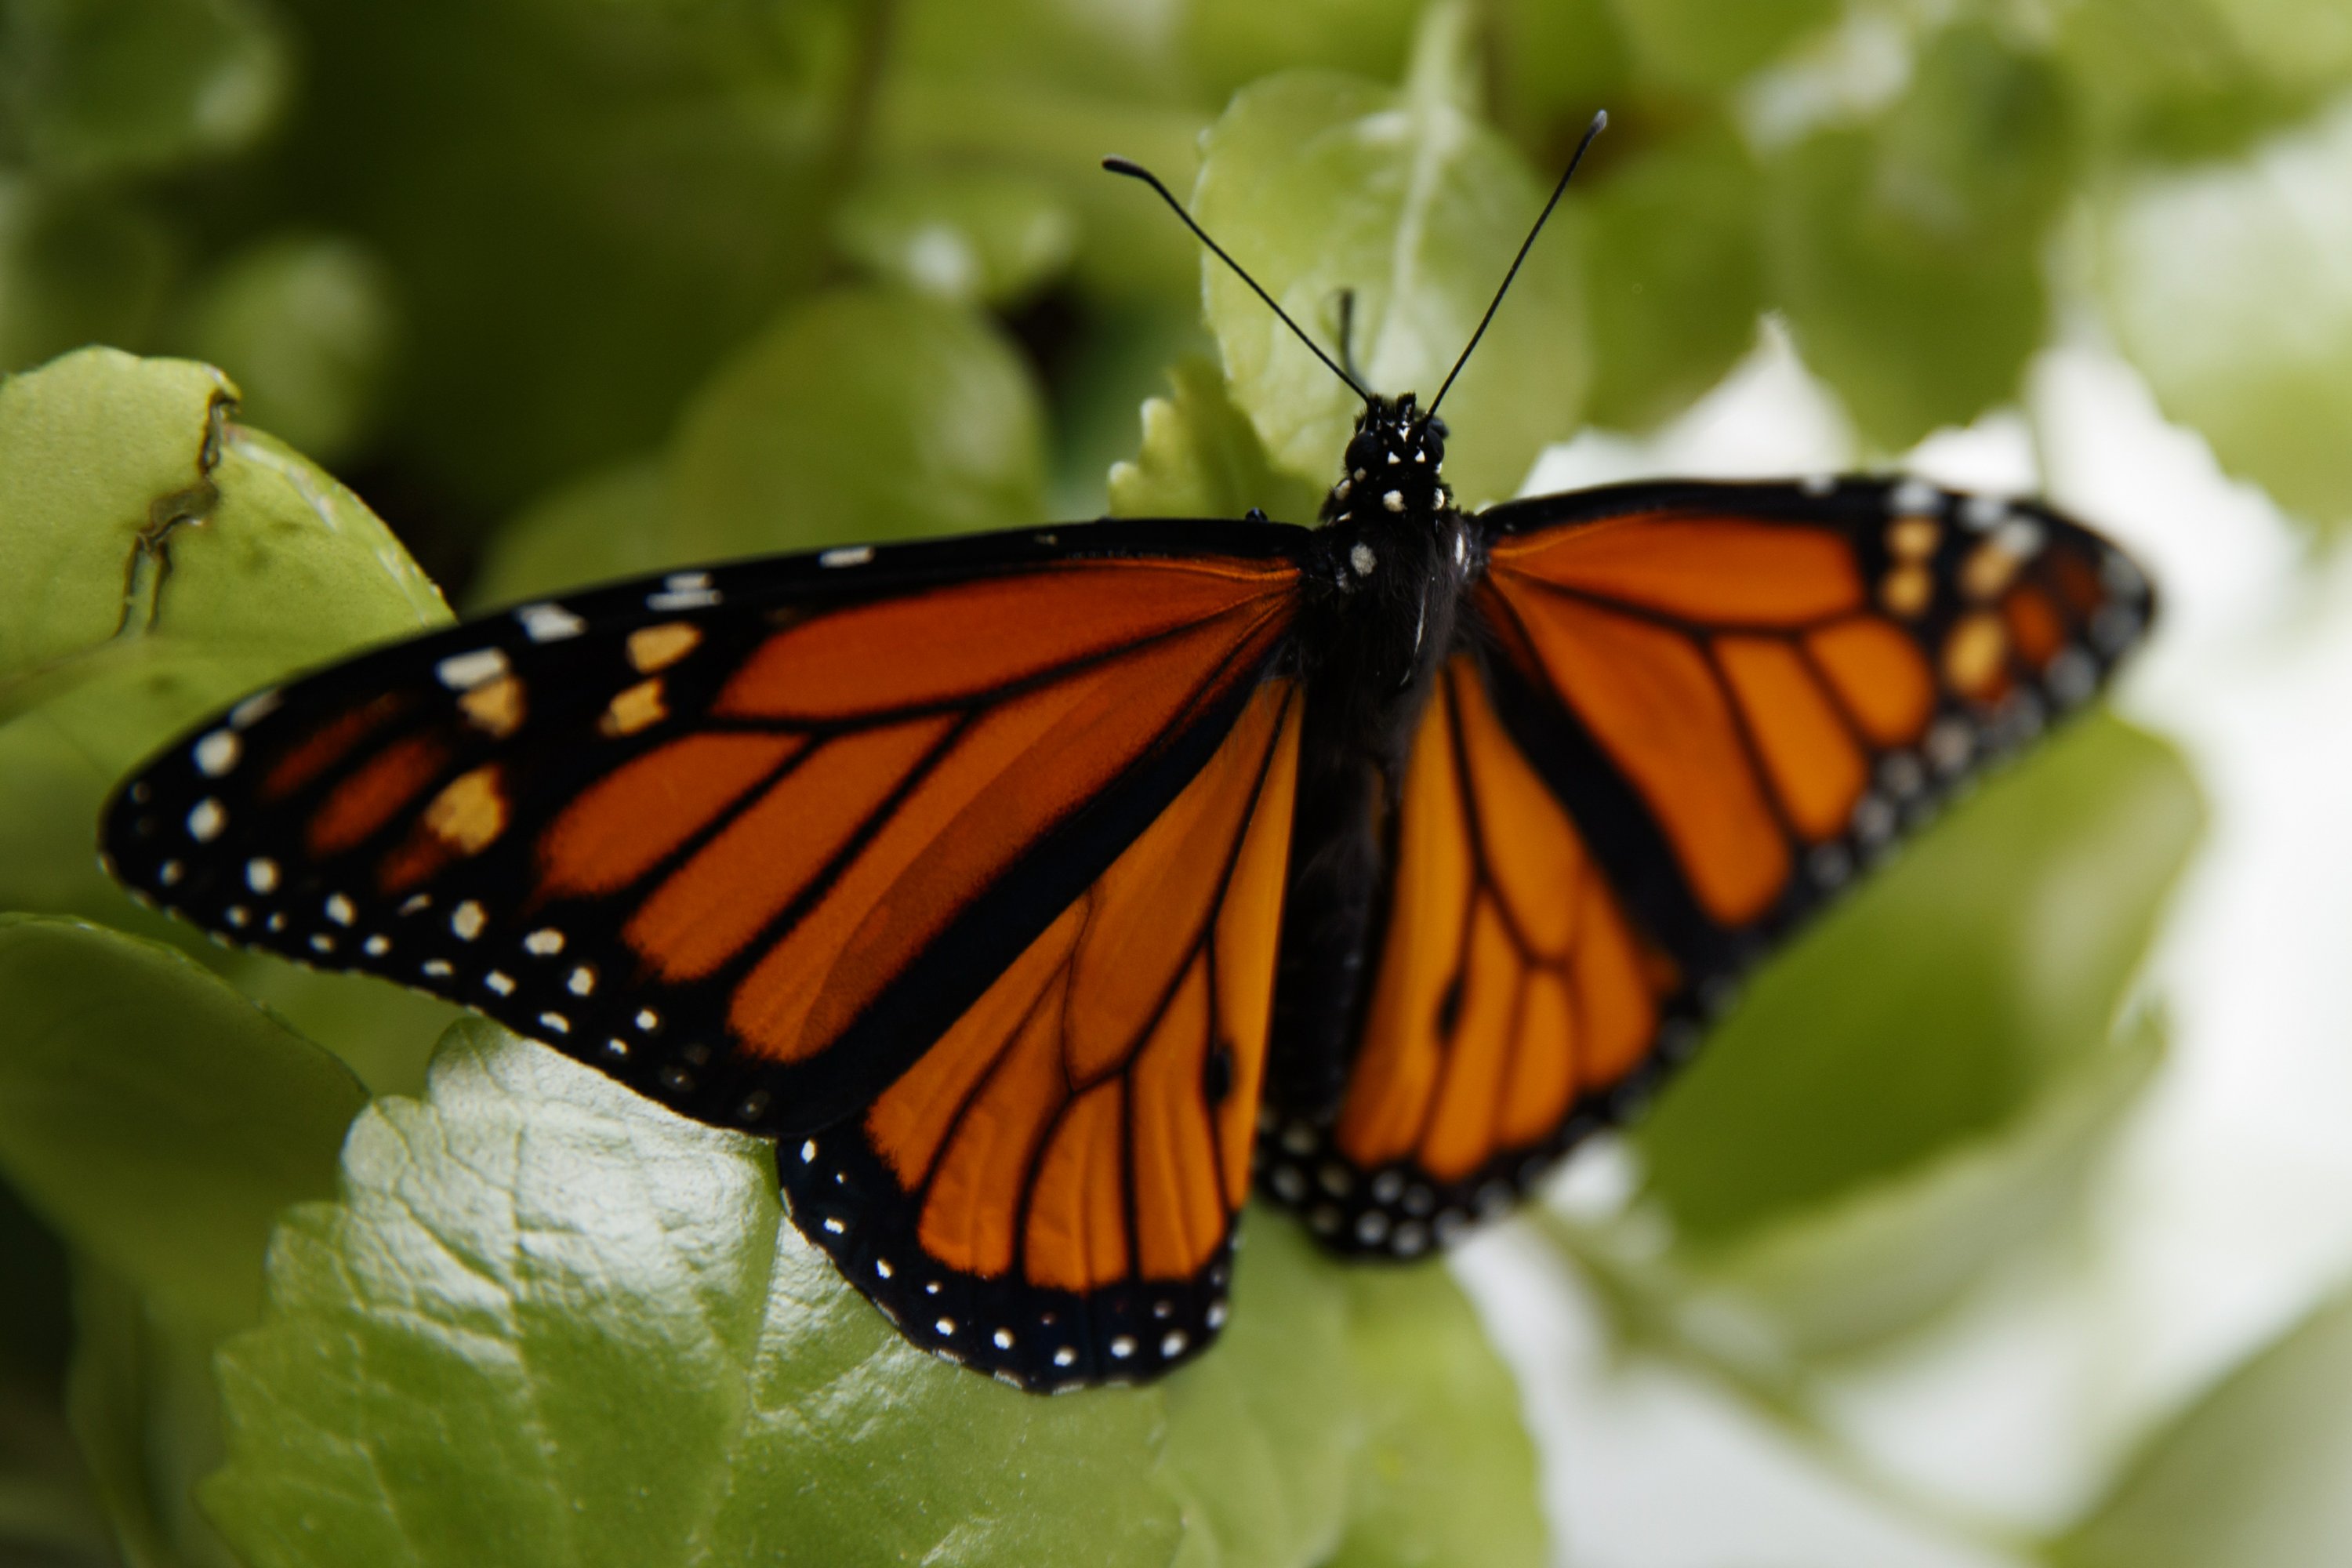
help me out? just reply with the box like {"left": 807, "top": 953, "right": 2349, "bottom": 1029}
{"left": 1269, "top": 395, "right": 1472, "bottom": 1120}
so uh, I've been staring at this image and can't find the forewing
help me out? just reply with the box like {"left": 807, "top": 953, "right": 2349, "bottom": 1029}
{"left": 1474, "top": 477, "right": 2151, "bottom": 961}
{"left": 102, "top": 519, "right": 1306, "bottom": 1149}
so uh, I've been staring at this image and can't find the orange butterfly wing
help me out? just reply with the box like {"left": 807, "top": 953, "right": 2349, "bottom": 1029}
{"left": 103, "top": 521, "right": 1311, "bottom": 1385}
{"left": 1258, "top": 478, "right": 2152, "bottom": 1249}
{"left": 1260, "top": 656, "right": 1671, "bottom": 1252}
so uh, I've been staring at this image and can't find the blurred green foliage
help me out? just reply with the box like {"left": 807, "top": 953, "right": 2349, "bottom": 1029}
{"left": 4, "top": 0, "right": 2347, "bottom": 1562}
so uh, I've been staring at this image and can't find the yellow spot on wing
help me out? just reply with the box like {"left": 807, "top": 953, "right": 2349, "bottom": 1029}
{"left": 601, "top": 679, "right": 668, "bottom": 737}
{"left": 1880, "top": 563, "right": 1933, "bottom": 618}
{"left": 425, "top": 766, "right": 506, "bottom": 853}
{"left": 1961, "top": 542, "right": 2022, "bottom": 601}
{"left": 627, "top": 623, "right": 702, "bottom": 673}
{"left": 459, "top": 674, "right": 525, "bottom": 737}
{"left": 1888, "top": 517, "right": 1941, "bottom": 560}
{"left": 1943, "top": 613, "right": 2008, "bottom": 697}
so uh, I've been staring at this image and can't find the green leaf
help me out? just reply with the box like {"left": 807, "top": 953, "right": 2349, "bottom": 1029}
{"left": 257, "top": 0, "right": 839, "bottom": 517}
{"left": 0, "top": 916, "right": 384, "bottom": 1568}
{"left": 0, "top": 916, "right": 366, "bottom": 1332}
{"left": 0, "top": 1179, "right": 72, "bottom": 1396}
{"left": 3, "top": 0, "right": 285, "bottom": 178}
{"left": 1766, "top": 26, "right": 2076, "bottom": 449}
{"left": 2051, "top": 1290, "right": 2352, "bottom": 1566}
{"left": 0, "top": 1181, "right": 109, "bottom": 1568}
{"left": 0, "top": 347, "right": 444, "bottom": 732}
{"left": 881, "top": 78, "right": 1210, "bottom": 310}
{"left": 0, "top": 347, "right": 452, "bottom": 1080}
{"left": 1635, "top": 714, "right": 2202, "bottom": 1250}
{"left": 205, "top": 1022, "right": 1539, "bottom": 1568}
{"left": 0, "top": 372, "right": 402, "bottom": 925}
{"left": 1604, "top": 0, "right": 1835, "bottom": 89}
{"left": 2053, "top": 0, "right": 2328, "bottom": 161}
{"left": 221, "top": 962, "right": 454, "bottom": 1102}
{"left": 0, "top": 180, "right": 174, "bottom": 376}
{"left": 172, "top": 234, "right": 401, "bottom": 465}
{"left": 2096, "top": 95, "right": 2352, "bottom": 528}
{"left": 1042, "top": 303, "right": 1213, "bottom": 520}
{"left": 466, "top": 459, "right": 673, "bottom": 611}
{"left": 668, "top": 287, "right": 1048, "bottom": 558}
{"left": 2201, "top": 0, "right": 2352, "bottom": 97}
{"left": 1107, "top": 355, "right": 1324, "bottom": 524}
{"left": 1194, "top": 3, "right": 1592, "bottom": 506}
{"left": 834, "top": 165, "right": 1076, "bottom": 307}
{"left": 1182, "top": 0, "right": 1422, "bottom": 102}
{"left": 1323, "top": 1264, "right": 1545, "bottom": 1568}
{"left": 67, "top": 1263, "right": 242, "bottom": 1568}
{"left": 1480, "top": 0, "right": 1628, "bottom": 151}
{"left": 0, "top": 348, "right": 238, "bottom": 694}
{"left": 1601, "top": 1013, "right": 2165, "bottom": 1365}
{"left": 1578, "top": 118, "right": 1765, "bottom": 431}
{"left": 0, "top": 1392, "right": 111, "bottom": 1568}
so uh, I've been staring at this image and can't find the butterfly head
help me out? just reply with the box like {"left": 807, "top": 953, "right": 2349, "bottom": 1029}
{"left": 1324, "top": 394, "right": 1451, "bottom": 525}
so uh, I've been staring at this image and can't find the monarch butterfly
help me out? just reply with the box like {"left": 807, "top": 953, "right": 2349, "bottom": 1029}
{"left": 100, "top": 114, "right": 2151, "bottom": 1392}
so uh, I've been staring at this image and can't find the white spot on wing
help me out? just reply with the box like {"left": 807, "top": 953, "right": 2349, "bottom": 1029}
{"left": 187, "top": 799, "right": 225, "bottom": 841}
{"left": 451, "top": 901, "right": 486, "bottom": 940}
{"left": 515, "top": 602, "right": 586, "bottom": 642}
{"left": 523, "top": 927, "right": 564, "bottom": 956}
{"left": 648, "top": 572, "right": 720, "bottom": 611}
{"left": 1992, "top": 517, "right": 2045, "bottom": 558}
{"left": 245, "top": 858, "right": 279, "bottom": 893}
{"left": 228, "top": 689, "right": 281, "bottom": 729}
{"left": 194, "top": 731, "right": 240, "bottom": 776}
{"left": 1889, "top": 478, "right": 1941, "bottom": 517}
{"left": 1960, "top": 493, "right": 2009, "bottom": 531}
{"left": 325, "top": 893, "right": 355, "bottom": 925}
{"left": 436, "top": 648, "right": 509, "bottom": 691}
{"left": 819, "top": 546, "right": 875, "bottom": 568}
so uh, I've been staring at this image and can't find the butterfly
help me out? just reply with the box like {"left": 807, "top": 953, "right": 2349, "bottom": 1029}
{"left": 99, "top": 114, "right": 2152, "bottom": 1391}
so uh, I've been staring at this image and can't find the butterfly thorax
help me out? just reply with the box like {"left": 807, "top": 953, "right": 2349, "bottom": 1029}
{"left": 1272, "top": 394, "right": 1473, "bottom": 1119}
{"left": 1296, "top": 394, "right": 1468, "bottom": 743}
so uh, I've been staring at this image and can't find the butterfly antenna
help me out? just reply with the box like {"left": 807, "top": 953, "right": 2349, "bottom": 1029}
{"left": 1335, "top": 288, "right": 1364, "bottom": 386}
{"left": 1102, "top": 157, "right": 1374, "bottom": 405}
{"left": 1426, "top": 110, "right": 1608, "bottom": 421}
